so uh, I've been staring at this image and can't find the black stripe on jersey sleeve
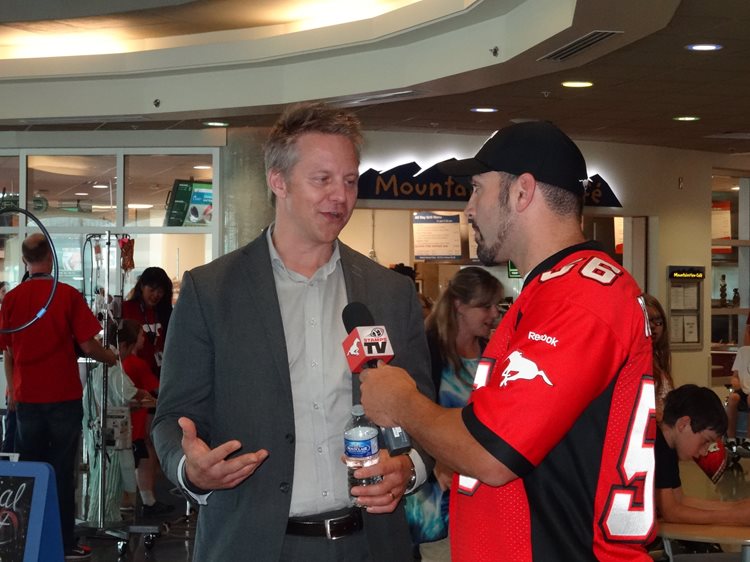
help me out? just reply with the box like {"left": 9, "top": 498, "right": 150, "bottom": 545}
{"left": 462, "top": 403, "right": 535, "bottom": 476}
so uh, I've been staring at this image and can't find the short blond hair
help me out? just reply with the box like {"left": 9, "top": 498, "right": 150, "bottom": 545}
{"left": 264, "top": 102, "right": 363, "bottom": 203}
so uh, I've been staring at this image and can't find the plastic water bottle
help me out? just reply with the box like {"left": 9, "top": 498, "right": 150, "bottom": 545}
{"left": 344, "top": 404, "right": 382, "bottom": 498}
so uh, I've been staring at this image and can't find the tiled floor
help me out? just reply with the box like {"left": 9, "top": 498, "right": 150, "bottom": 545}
{"left": 79, "top": 453, "right": 750, "bottom": 562}
{"left": 77, "top": 484, "right": 196, "bottom": 562}
{"left": 77, "top": 480, "right": 452, "bottom": 561}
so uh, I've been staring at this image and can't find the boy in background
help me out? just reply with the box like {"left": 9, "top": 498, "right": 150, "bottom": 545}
{"left": 655, "top": 384, "right": 750, "bottom": 524}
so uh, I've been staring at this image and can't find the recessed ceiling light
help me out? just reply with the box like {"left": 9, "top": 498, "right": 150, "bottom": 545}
{"left": 731, "top": 186, "right": 741, "bottom": 191}
{"left": 686, "top": 43, "right": 722, "bottom": 51}
{"left": 673, "top": 116, "right": 700, "bottom": 121}
{"left": 562, "top": 81, "right": 593, "bottom": 88}
{"left": 74, "top": 192, "right": 89, "bottom": 196}
{"left": 127, "top": 203, "right": 154, "bottom": 210}
{"left": 193, "top": 165, "right": 211, "bottom": 170}
{"left": 92, "top": 183, "right": 108, "bottom": 189}
{"left": 203, "top": 121, "right": 229, "bottom": 127}
{"left": 470, "top": 107, "right": 498, "bottom": 113}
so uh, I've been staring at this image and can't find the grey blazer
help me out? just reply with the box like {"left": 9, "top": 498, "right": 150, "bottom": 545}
{"left": 152, "top": 231, "right": 434, "bottom": 561}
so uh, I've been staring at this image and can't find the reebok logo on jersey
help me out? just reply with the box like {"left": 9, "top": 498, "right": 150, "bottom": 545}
{"left": 528, "top": 331, "right": 558, "bottom": 346}
{"left": 499, "top": 351, "right": 553, "bottom": 387}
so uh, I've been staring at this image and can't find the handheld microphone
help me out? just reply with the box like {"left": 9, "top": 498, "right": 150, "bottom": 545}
{"left": 342, "top": 302, "right": 411, "bottom": 456}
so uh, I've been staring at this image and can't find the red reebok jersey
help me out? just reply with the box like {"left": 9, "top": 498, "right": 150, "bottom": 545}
{"left": 450, "top": 242, "right": 656, "bottom": 562}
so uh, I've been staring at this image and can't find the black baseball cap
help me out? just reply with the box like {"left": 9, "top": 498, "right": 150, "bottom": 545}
{"left": 437, "top": 121, "right": 588, "bottom": 195}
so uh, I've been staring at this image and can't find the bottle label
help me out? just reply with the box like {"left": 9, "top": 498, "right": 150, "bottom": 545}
{"left": 344, "top": 437, "right": 379, "bottom": 458}
{"left": 344, "top": 427, "right": 379, "bottom": 459}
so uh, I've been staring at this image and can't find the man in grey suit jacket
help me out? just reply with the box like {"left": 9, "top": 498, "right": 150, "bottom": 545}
{"left": 152, "top": 102, "right": 433, "bottom": 561}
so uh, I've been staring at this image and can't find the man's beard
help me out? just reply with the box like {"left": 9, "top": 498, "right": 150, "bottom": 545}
{"left": 474, "top": 209, "right": 513, "bottom": 267}
{"left": 476, "top": 230, "right": 500, "bottom": 266}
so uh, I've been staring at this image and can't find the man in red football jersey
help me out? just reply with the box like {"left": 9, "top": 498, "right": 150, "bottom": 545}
{"left": 361, "top": 121, "right": 656, "bottom": 561}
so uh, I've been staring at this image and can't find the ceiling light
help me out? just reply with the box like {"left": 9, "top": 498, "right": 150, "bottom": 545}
{"left": 470, "top": 107, "right": 498, "bottom": 113}
{"left": 673, "top": 116, "right": 700, "bottom": 121}
{"left": 686, "top": 44, "right": 722, "bottom": 51}
{"left": 203, "top": 121, "right": 229, "bottom": 128}
{"left": 74, "top": 192, "right": 89, "bottom": 196}
{"left": 92, "top": 205, "right": 116, "bottom": 210}
{"left": 92, "top": 183, "right": 109, "bottom": 189}
{"left": 732, "top": 186, "right": 740, "bottom": 191}
{"left": 562, "top": 81, "right": 593, "bottom": 88}
{"left": 193, "top": 165, "right": 212, "bottom": 170}
{"left": 349, "top": 90, "right": 415, "bottom": 104}
{"left": 127, "top": 203, "right": 154, "bottom": 210}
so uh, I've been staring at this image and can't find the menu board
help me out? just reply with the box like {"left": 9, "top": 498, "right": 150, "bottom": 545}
{"left": 413, "top": 212, "right": 462, "bottom": 260}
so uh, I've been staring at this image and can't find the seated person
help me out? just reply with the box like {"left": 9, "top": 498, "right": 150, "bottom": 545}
{"left": 726, "top": 346, "right": 750, "bottom": 453}
{"left": 656, "top": 384, "right": 750, "bottom": 524}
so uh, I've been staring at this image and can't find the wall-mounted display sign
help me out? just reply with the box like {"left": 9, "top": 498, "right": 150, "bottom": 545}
{"left": 164, "top": 179, "right": 213, "bottom": 226}
{"left": 413, "top": 212, "right": 462, "bottom": 260}
{"left": 667, "top": 265, "right": 705, "bottom": 350}
{"left": 668, "top": 265, "right": 706, "bottom": 280}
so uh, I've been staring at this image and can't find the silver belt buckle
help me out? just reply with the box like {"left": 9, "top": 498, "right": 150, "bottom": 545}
{"left": 324, "top": 518, "right": 336, "bottom": 540}
{"left": 324, "top": 513, "right": 349, "bottom": 540}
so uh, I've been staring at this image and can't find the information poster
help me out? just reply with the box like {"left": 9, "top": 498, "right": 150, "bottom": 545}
{"left": 683, "top": 315, "right": 699, "bottom": 343}
{"left": 667, "top": 266, "right": 704, "bottom": 349}
{"left": 670, "top": 315, "right": 684, "bottom": 343}
{"left": 413, "top": 212, "right": 462, "bottom": 260}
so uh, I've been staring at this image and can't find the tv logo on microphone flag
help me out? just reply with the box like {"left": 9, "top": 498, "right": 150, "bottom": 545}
{"left": 343, "top": 326, "right": 394, "bottom": 373}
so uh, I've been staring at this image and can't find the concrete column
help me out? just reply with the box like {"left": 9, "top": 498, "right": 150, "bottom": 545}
{"left": 221, "top": 127, "right": 274, "bottom": 253}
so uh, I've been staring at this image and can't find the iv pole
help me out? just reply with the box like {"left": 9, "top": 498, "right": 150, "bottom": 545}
{"left": 80, "top": 231, "right": 163, "bottom": 555}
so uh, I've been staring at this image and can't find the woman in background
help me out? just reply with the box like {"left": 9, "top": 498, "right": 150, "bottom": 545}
{"left": 121, "top": 267, "right": 174, "bottom": 517}
{"left": 121, "top": 267, "right": 173, "bottom": 378}
{"left": 407, "top": 266, "right": 502, "bottom": 556}
{"left": 643, "top": 293, "right": 674, "bottom": 420}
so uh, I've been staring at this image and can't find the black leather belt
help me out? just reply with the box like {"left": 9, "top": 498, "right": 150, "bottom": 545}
{"left": 286, "top": 508, "right": 363, "bottom": 540}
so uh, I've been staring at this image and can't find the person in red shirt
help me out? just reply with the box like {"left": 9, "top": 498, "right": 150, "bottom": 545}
{"left": 121, "top": 267, "right": 175, "bottom": 517}
{"left": 115, "top": 319, "right": 160, "bottom": 511}
{"left": 1, "top": 233, "right": 116, "bottom": 560}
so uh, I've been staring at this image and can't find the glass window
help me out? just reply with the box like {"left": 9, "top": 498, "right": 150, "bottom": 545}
{"left": 0, "top": 156, "right": 21, "bottom": 229}
{"left": 125, "top": 154, "right": 213, "bottom": 227}
{"left": 0, "top": 234, "right": 23, "bottom": 290}
{"left": 117, "top": 233, "right": 211, "bottom": 303}
{"left": 0, "top": 150, "right": 216, "bottom": 317}
{"left": 27, "top": 155, "right": 117, "bottom": 226}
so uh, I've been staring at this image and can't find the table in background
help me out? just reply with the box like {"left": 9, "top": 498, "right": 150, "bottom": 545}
{"left": 659, "top": 521, "right": 750, "bottom": 561}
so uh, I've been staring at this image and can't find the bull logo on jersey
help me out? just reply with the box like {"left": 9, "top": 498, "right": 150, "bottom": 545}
{"left": 499, "top": 351, "right": 553, "bottom": 387}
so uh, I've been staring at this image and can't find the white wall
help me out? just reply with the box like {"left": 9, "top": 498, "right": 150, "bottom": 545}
{"left": 347, "top": 130, "right": 750, "bottom": 390}
{"left": 340, "top": 209, "right": 413, "bottom": 268}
